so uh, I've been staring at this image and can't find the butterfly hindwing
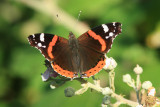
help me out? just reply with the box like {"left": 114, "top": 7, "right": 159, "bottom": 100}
{"left": 78, "top": 45, "right": 106, "bottom": 78}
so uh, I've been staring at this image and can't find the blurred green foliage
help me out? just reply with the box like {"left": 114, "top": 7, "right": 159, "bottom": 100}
{"left": 0, "top": 0, "right": 160, "bottom": 107}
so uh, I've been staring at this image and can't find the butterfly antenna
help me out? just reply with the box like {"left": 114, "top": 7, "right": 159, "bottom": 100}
{"left": 77, "top": 10, "right": 82, "bottom": 22}
{"left": 74, "top": 10, "right": 82, "bottom": 28}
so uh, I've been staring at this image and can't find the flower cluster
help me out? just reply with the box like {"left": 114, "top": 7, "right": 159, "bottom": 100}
{"left": 123, "top": 64, "right": 160, "bottom": 107}
{"left": 40, "top": 58, "right": 159, "bottom": 107}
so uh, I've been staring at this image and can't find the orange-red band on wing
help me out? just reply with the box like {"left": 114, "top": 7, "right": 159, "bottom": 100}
{"left": 51, "top": 63, "right": 74, "bottom": 78}
{"left": 47, "top": 35, "right": 58, "bottom": 59}
{"left": 88, "top": 30, "right": 106, "bottom": 51}
{"left": 83, "top": 58, "right": 106, "bottom": 78}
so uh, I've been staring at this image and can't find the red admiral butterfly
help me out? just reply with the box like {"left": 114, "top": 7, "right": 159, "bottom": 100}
{"left": 28, "top": 22, "right": 122, "bottom": 79}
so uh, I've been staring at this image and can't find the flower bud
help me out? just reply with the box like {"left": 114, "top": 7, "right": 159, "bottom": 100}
{"left": 102, "top": 95, "right": 111, "bottom": 105}
{"left": 133, "top": 64, "right": 143, "bottom": 75}
{"left": 102, "top": 87, "right": 112, "bottom": 95}
{"left": 50, "top": 85, "right": 56, "bottom": 89}
{"left": 64, "top": 87, "right": 75, "bottom": 97}
{"left": 50, "top": 81, "right": 59, "bottom": 89}
{"left": 142, "top": 81, "right": 152, "bottom": 90}
{"left": 123, "top": 74, "right": 136, "bottom": 88}
{"left": 123, "top": 74, "right": 132, "bottom": 83}
{"left": 103, "top": 57, "right": 117, "bottom": 71}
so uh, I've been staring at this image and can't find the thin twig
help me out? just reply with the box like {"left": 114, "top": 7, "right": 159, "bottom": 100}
{"left": 111, "top": 101, "right": 122, "bottom": 107}
{"left": 136, "top": 74, "right": 141, "bottom": 104}
{"left": 111, "top": 92, "right": 138, "bottom": 107}
{"left": 135, "top": 88, "right": 141, "bottom": 104}
{"left": 75, "top": 81, "right": 139, "bottom": 106}
{"left": 17, "top": 0, "right": 90, "bottom": 35}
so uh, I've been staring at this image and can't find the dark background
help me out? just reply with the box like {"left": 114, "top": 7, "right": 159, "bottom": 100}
{"left": 0, "top": 0, "right": 160, "bottom": 107}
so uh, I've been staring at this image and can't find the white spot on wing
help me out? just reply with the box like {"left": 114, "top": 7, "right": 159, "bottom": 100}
{"left": 102, "top": 24, "right": 109, "bottom": 33}
{"left": 105, "top": 32, "right": 115, "bottom": 40}
{"left": 105, "top": 36, "right": 109, "bottom": 39}
{"left": 42, "top": 45, "right": 46, "bottom": 48}
{"left": 32, "top": 34, "right": 35, "bottom": 38}
{"left": 113, "top": 22, "right": 116, "bottom": 26}
{"left": 40, "top": 33, "right": 45, "bottom": 42}
{"left": 39, "top": 50, "right": 42, "bottom": 53}
{"left": 38, "top": 43, "right": 42, "bottom": 47}
{"left": 37, "top": 42, "right": 46, "bottom": 48}
{"left": 109, "top": 32, "right": 114, "bottom": 36}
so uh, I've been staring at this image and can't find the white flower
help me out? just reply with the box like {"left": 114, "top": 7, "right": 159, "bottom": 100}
{"left": 103, "top": 57, "right": 117, "bottom": 70}
{"left": 133, "top": 64, "right": 143, "bottom": 75}
{"left": 102, "top": 87, "right": 112, "bottom": 95}
{"left": 142, "top": 81, "right": 152, "bottom": 90}
{"left": 50, "top": 81, "right": 58, "bottom": 89}
{"left": 123, "top": 74, "right": 132, "bottom": 83}
{"left": 123, "top": 74, "right": 136, "bottom": 88}
{"left": 50, "top": 84, "right": 56, "bottom": 89}
{"left": 101, "top": 104, "right": 108, "bottom": 107}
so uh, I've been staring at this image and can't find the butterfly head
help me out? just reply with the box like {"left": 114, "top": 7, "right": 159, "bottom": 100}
{"left": 68, "top": 32, "right": 79, "bottom": 49}
{"left": 69, "top": 32, "right": 76, "bottom": 39}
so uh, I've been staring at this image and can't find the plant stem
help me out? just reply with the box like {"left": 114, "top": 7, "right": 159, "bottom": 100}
{"left": 135, "top": 88, "right": 141, "bottom": 104}
{"left": 109, "top": 70, "right": 115, "bottom": 92}
{"left": 75, "top": 81, "right": 139, "bottom": 106}
{"left": 111, "top": 92, "right": 138, "bottom": 107}
{"left": 18, "top": 0, "right": 90, "bottom": 35}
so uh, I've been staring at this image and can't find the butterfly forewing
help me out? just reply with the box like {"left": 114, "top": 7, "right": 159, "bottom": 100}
{"left": 78, "top": 45, "right": 106, "bottom": 78}
{"left": 28, "top": 33, "right": 57, "bottom": 61}
{"left": 78, "top": 22, "right": 122, "bottom": 53}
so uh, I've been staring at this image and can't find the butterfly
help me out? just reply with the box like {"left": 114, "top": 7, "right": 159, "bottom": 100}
{"left": 28, "top": 22, "right": 122, "bottom": 79}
